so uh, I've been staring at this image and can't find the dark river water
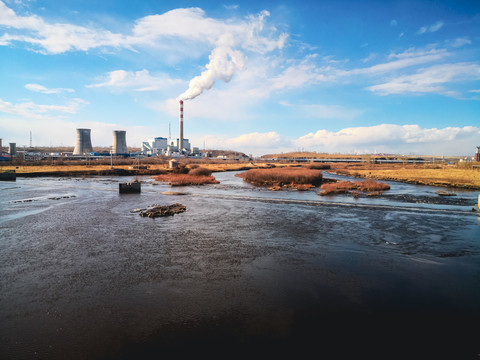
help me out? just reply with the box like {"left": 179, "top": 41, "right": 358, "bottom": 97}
{"left": 1, "top": 171, "right": 479, "bottom": 359}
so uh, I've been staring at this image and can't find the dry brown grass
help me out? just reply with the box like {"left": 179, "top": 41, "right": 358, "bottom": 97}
{"left": 188, "top": 167, "right": 212, "bottom": 176}
{"left": 236, "top": 167, "right": 323, "bottom": 189}
{"left": 318, "top": 179, "right": 390, "bottom": 196}
{"left": 0, "top": 161, "right": 268, "bottom": 174}
{"left": 152, "top": 173, "right": 219, "bottom": 186}
{"left": 0, "top": 164, "right": 169, "bottom": 173}
{"left": 331, "top": 163, "right": 480, "bottom": 189}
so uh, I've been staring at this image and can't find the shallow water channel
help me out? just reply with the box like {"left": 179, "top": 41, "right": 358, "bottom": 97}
{"left": 1, "top": 171, "right": 479, "bottom": 358}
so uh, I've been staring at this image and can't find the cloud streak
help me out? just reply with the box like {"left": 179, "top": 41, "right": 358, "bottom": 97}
{"left": 25, "top": 83, "right": 74, "bottom": 94}
{"left": 367, "top": 62, "right": 480, "bottom": 96}
{"left": 0, "top": 97, "right": 88, "bottom": 119}
{"left": 294, "top": 124, "right": 480, "bottom": 154}
{"left": 417, "top": 21, "right": 444, "bottom": 35}
{"left": 87, "top": 69, "right": 182, "bottom": 92}
{"left": 0, "top": 2, "right": 286, "bottom": 59}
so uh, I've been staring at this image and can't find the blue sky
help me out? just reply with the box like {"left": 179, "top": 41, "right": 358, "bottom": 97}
{"left": 0, "top": 0, "right": 479, "bottom": 156}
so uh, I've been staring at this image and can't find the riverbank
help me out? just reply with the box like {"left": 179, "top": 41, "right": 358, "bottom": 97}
{"left": 2, "top": 161, "right": 480, "bottom": 190}
{"left": 329, "top": 163, "right": 480, "bottom": 190}
{"left": 0, "top": 162, "right": 268, "bottom": 177}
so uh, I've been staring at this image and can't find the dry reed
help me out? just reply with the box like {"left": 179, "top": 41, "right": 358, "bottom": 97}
{"left": 318, "top": 179, "right": 390, "bottom": 196}
{"left": 152, "top": 173, "right": 219, "bottom": 186}
{"left": 236, "top": 167, "right": 323, "bottom": 188}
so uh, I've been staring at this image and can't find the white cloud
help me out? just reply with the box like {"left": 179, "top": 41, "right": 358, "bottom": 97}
{"left": 199, "top": 131, "right": 289, "bottom": 156}
{"left": 294, "top": 124, "right": 480, "bottom": 155}
{"left": 367, "top": 62, "right": 480, "bottom": 96}
{"left": 0, "top": 2, "right": 286, "bottom": 57}
{"left": 87, "top": 69, "right": 183, "bottom": 91}
{"left": 417, "top": 21, "right": 444, "bottom": 35}
{"left": 0, "top": 97, "right": 88, "bottom": 119}
{"left": 0, "top": 1, "right": 125, "bottom": 54}
{"left": 351, "top": 48, "right": 449, "bottom": 75}
{"left": 25, "top": 83, "right": 74, "bottom": 94}
{"left": 0, "top": 2, "right": 288, "bottom": 105}
{"left": 0, "top": 116, "right": 151, "bottom": 148}
{"left": 223, "top": 5, "right": 239, "bottom": 10}
{"left": 362, "top": 53, "right": 376, "bottom": 63}
{"left": 447, "top": 37, "right": 471, "bottom": 48}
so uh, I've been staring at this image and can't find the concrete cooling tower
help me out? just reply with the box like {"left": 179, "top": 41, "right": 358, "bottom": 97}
{"left": 112, "top": 130, "right": 127, "bottom": 155}
{"left": 73, "top": 128, "right": 93, "bottom": 155}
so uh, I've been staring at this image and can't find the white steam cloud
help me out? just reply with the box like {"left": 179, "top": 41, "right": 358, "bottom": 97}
{"left": 178, "top": 33, "right": 245, "bottom": 101}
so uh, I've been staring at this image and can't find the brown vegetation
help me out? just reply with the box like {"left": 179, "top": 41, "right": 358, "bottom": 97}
{"left": 305, "top": 164, "right": 331, "bottom": 170}
{"left": 152, "top": 166, "right": 219, "bottom": 186}
{"left": 3, "top": 152, "right": 479, "bottom": 190}
{"left": 236, "top": 167, "right": 323, "bottom": 190}
{"left": 330, "top": 162, "right": 480, "bottom": 189}
{"left": 318, "top": 179, "right": 390, "bottom": 196}
{"left": 152, "top": 173, "right": 219, "bottom": 186}
{"left": 187, "top": 166, "right": 213, "bottom": 176}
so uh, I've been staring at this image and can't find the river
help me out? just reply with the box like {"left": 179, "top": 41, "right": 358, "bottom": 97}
{"left": 1, "top": 171, "right": 479, "bottom": 359}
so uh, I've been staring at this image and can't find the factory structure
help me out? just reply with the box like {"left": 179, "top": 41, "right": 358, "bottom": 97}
{"left": 71, "top": 128, "right": 129, "bottom": 156}
{"left": 112, "top": 130, "right": 128, "bottom": 155}
{"left": 68, "top": 100, "right": 199, "bottom": 157}
{"left": 141, "top": 100, "right": 199, "bottom": 157}
{"left": 1, "top": 98, "right": 480, "bottom": 162}
{"left": 73, "top": 128, "right": 93, "bottom": 155}
{"left": 142, "top": 136, "right": 198, "bottom": 156}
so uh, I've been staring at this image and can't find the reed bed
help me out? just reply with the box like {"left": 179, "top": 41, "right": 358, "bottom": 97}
{"left": 319, "top": 179, "right": 390, "bottom": 196}
{"left": 236, "top": 167, "right": 323, "bottom": 189}
{"left": 152, "top": 171, "right": 219, "bottom": 186}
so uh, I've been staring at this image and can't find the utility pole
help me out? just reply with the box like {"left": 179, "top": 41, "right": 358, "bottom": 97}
{"left": 110, "top": 146, "right": 113, "bottom": 169}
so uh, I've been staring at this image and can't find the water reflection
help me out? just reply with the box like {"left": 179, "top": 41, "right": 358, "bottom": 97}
{"left": 0, "top": 172, "right": 479, "bottom": 358}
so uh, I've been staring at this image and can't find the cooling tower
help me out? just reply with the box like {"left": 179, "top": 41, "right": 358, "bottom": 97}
{"left": 73, "top": 128, "right": 93, "bottom": 155}
{"left": 9, "top": 143, "right": 16, "bottom": 156}
{"left": 112, "top": 130, "right": 127, "bottom": 155}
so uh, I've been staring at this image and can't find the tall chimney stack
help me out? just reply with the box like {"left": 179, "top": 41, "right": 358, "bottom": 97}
{"left": 179, "top": 100, "right": 184, "bottom": 154}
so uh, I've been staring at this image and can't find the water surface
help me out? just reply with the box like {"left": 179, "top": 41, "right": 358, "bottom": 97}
{"left": 1, "top": 172, "right": 479, "bottom": 358}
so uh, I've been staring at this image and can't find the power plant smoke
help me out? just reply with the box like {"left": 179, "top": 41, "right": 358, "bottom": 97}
{"left": 178, "top": 34, "right": 245, "bottom": 101}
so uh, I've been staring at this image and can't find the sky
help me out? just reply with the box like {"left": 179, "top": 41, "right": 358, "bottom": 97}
{"left": 0, "top": 0, "right": 479, "bottom": 157}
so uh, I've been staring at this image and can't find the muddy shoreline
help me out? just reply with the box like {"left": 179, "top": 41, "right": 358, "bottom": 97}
{"left": 3, "top": 161, "right": 480, "bottom": 190}
{"left": 12, "top": 168, "right": 166, "bottom": 177}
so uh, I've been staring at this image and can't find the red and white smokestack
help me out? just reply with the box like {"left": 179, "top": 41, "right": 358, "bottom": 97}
{"left": 179, "top": 100, "right": 184, "bottom": 153}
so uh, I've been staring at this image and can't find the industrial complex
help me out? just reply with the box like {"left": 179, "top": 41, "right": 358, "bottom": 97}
{"left": 1, "top": 100, "right": 480, "bottom": 162}
{"left": 0, "top": 100, "right": 206, "bottom": 160}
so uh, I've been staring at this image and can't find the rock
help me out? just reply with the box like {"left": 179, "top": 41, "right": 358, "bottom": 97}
{"left": 139, "top": 203, "right": 186, "bottom": 218}
{"left": 436, "top": 190, "right": 456, "bottom": 196}
{"left": 161, "top": 191, "right": 189, "bottom": 195}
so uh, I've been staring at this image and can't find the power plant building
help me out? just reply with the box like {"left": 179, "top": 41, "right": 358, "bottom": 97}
{"left": 141, "top": 101, "right": 197, "bottom": 157}
{"left": 142, "top": 137, "right": 168, "bottom": 155}
{"left": 142, "top": 136, "right": 192, "bottom": 156}
{"left": 73, "top": 128, "right": 93, "bottom": 155}
{"left": 176, "top": 138, "right": 191, "bottom": 153}
{"left": 112, "top": 130, "right": 128, "bottom": 155}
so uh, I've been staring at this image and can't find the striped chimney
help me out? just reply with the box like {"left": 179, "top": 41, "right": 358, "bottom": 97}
{"left": 179, "top": 100, "right": 184, "bottom": 153}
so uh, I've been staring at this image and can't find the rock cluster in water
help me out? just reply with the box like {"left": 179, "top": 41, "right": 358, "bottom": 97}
{"left": 134, "top": 203, "right": 187, "bottom": 218}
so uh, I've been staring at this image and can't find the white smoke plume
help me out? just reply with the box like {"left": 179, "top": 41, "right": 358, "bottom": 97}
{"left": 178, "top": 33, "right": 245, "bottom": 101}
